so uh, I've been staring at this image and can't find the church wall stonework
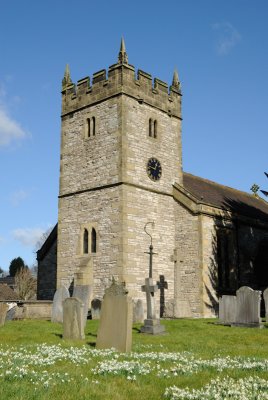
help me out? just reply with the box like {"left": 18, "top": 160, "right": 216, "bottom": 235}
{"left": 200, "top": 215, "right": 218, "bottom": 317}
{"left": 174, "top": 202, "right": 201, "bottom": 317}
{"left": 122, "top": 96, "right": 182, "bottom": 191}
{"left": 57, "top": 186, "right": 122, "bottom": 295}
{"left": 59, "top": 97, "right": 121, "bottom": 196}
{"left": 122, "top": 185, "right": 176, "bottom": 316}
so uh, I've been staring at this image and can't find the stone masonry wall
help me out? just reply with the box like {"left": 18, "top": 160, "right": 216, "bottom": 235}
{"left": 174, "top": 202, "right": 201, "bottom": 317}
{"left": 200, "top": 215, "right": 218, "bottom": 317}
{"left": 57, "top": 186, "right": 122, "bottom": 296}
{"left": 59, "top": 97, "right": 121, "bottom": 196}
{"left": 122, "top": 96, "right": 182, "bottom": 190}
{"left": 122, "top": 185, "right": 176, "bottom": 317}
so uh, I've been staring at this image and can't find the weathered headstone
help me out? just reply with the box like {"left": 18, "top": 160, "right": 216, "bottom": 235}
{"left": 96, "top": 280, "right": 132, "bottom": 352}
{"left": 5, "top": 302, "right": 17, "bottom": 321}
{"left": 0, "top": 303, "right": 9, "bottom": 326}
{"left": 91, "top": 298, "right": 102, "bottom": 320}
{"left": 63, "top": 297, "right": 85, "bottom": 340}
{"left": 73, "top": 285, "right": 91, "bottom": 326}
{"left": 51, "top": 286, "right": 70, "bottom": 323}
{"left": 232, "top": 286, "right": 262, "bottom": 328}
{"left": 140, "top": 277, "right": 165, "bottom": 334}
{"left": 219, "top": 295, "right": 237, "bottom": 324}
{"left": 132, "top": 299, "right": 144, "bottom": 323}
{"left": 263, "top": 288, "right": 268, "bottom": 322}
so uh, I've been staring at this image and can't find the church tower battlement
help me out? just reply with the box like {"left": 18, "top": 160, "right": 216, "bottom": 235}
{"left": 61, "top": 38, "right": 182, "bottom": 119}
{"left": 57, "top": 39, "right": 183, "bottom": 309}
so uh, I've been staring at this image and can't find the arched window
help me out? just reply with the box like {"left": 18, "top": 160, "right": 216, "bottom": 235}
{"left": 86, "top": 117, "right": 96, "bottom": 138}
{"left": 149, "top": 118, "right": 153, "bottom": 137}
{"left": 91, "top": 228, "right": 97, "bottom": 253}
{"left": 87, "top": 118, "right": 91, "bottom": 138}
{"left": 154, "top": 120, "right": 157, "bottom": 138}
{"left": 83, "top": 229, "right": 89, "bottom": 254}
{"left": 92, "top": 117, "right": 96, "bottom": 136}
{"left": 149, "top": 118, "right": 157, "bottom": 138}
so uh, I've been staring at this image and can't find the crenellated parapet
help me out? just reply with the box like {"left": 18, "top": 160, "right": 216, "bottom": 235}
{"left": 61, "top": 40, "right": 182, "bottom": 119}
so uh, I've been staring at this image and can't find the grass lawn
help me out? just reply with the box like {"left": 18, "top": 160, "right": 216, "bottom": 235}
{"left": 1, "top": 318, "right": 268, "bottom": 399}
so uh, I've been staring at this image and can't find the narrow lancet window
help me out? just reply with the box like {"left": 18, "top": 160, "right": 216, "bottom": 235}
{"left": 87, "top": 118, "right": 91, "bottom": 138}
{"left": 83, "top": 229, "right": 89, "bottom": 254}
{"left": 91, "top": 228, "right": 97, "bottom": 253}
{"left": 154, "top": 120, "right": 157, "bottom": 138}
{"left": 149, "top": 118, "right": 152, "bottom": 137}
{"left": 92, "top": 117, "right": 96, "bottom": 136}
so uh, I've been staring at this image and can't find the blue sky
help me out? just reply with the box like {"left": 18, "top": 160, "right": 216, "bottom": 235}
{"left": 0, "top": 0, "right": 268, "bottom": 271}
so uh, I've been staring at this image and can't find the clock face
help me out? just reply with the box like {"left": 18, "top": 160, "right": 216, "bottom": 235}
{"left": 147, "top": 158, "right": 162, "bottom": 181}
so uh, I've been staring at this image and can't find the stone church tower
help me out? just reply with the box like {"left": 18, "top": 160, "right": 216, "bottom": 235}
{"left": 37, "top": 39, "right": 268, "bottom": 318}
{"left": 57, "top": 39, "right": 182, "bottom": 314}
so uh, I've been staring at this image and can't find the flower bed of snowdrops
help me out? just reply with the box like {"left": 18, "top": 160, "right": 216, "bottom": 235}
{"left": 1, "top": 342, "right": 268, "bottom": 399}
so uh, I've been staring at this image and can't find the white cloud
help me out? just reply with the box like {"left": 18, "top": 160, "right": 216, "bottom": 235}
{"left": 0, "top": 107, "right": 27, "bottom": 146}
{"left": 12, "top": 228, "right": 46, "bottom": 247}
{"left": 212, "top": 22, "right": 241, "bottom": 55}
{"left": 10, "top": 189, "right": 29, "bottom": 206}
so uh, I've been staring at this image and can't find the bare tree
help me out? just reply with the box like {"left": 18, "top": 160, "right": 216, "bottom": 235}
{"left": 34, "top": 226, "right": 53, "bottom": 252}
{"left": 15, "top": 267, "right": 37, "bottom": 300}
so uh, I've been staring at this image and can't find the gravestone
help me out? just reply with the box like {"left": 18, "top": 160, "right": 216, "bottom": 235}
{"left": 263, "top": 288, "right": 268, "bottom": 322}
{"left": 96, "top": 280, "right": 132, "bottom": 352}
{"left": 219, "top": 295, "right": 237, "bottom": 324}
{"left": 232, "top": 286, "right": 262, "bottom": 328}
{"left": 91, "top": 298, "right": 102, "bottom": 320}
{"left": 63, "top": 297, "right": 85, "bottom": 340}
{"left": 73, "top": 285, "right": 91, "bottom": 327}
{"left": 0, "top": 303, "right": 9, "bottom": 326}
{"left": 51, "top": 286, "right": 69, "bottom": 323}
{"left": 132, "top": 299, "right": 144, "bottom": 323}
{"left": 140, "top": 277, "right": 165, "bottom": 334}
{"left": 5, "top": 302, "right": 17, "bottom": 321}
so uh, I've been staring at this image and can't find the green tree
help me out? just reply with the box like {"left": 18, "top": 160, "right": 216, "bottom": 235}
{"left": 9, "top": 257, "right": 28, "bottom": 277}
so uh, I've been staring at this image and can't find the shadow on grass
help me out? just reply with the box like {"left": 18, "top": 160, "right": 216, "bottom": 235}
{"left": 133, "top": 327, "right": 141, "bottom": 333}
{"left": 54, "top": 333, "right": 63, "bottom": 338}
{"left": 87, "top": 332, "right": 97, "bottom": 337}
{"left": 87, "top": 342, "right": 96, "bottom": 348}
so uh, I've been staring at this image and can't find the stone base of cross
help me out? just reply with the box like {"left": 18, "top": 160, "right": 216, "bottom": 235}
{"left": 140, "top": 277, "right": 165, "bottom": 335}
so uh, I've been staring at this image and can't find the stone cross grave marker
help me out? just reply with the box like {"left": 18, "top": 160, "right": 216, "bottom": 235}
{"left": 51, "top": 286, "right": 70, "bottom": 323}
{"left": 0, "top": 303, "right": 9, "bottom": 327}
{"left": 142, "top": 277, "right": 158, "bottom": 320}
{"left": 219, "top": 295, "right": 237, "bottom": 324}
{"left": 96, "top": 280, "right": 132, "bottom": 352}
{"left": 157, "top": 275, "right": 168, "bottom": 318}
{"left": 140, "top": 222, "right": 165, "bottom": 334}
{"left": 63, "top": 297, "right": 85, "bottom": 340}
{"left": 232, "top": 286, "right": 262, "bottom": 328}
{"left": 140, "top": 278, "right": 165, "bottom": 334}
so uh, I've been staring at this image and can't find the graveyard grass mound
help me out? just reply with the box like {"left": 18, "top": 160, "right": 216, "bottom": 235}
{"left": 1, "top": 318, "right": 268, "bottom": 400}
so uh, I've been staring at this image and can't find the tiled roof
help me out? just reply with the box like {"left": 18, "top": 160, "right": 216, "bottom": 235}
{"left": 0, "top": 284, "right": 19, "bottom": 301}
{"left": 183, "top": 172, "right": 268, "bottom": 222}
